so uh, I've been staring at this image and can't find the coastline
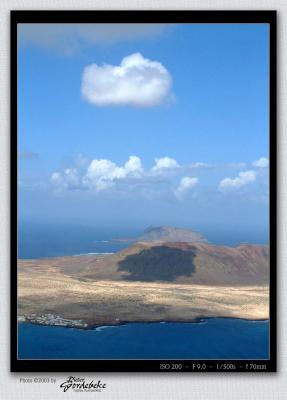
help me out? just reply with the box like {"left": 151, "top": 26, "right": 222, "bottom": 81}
{"left": 17, "top": 314, "right": 269, "bottom": 330}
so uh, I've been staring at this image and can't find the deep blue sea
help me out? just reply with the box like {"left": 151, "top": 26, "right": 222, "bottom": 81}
{"left": 18, "top": 221, "right": 135, "bottom": 259}
{"left": 18, "top": 220, "right": 269, "bottom": 360}
{"left": 18, "top": 319, "right": 269, "bottom": 360}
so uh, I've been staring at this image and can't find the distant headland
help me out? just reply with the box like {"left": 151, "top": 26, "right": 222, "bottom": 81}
{"left": 114, "top": 225, "right": 208, "bottom": 244}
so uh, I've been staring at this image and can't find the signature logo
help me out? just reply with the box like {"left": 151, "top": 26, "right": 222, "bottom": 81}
{"left": 60, "top": 376, "right": 107, "bottom": 393}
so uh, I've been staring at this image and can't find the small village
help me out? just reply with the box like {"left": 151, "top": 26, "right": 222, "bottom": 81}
{"left": 18, "top": 314, "right": 88, "bottom": 328}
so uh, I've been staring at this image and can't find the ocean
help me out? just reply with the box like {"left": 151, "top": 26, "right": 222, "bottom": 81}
{"left": 18, "top": 318, "right": 269, "bottom": 360}
{"left": 18, "top": 221, "right": 136, "bottom": 259}
{"left": 17, "top": 220, "right": 269, "bottom": 360}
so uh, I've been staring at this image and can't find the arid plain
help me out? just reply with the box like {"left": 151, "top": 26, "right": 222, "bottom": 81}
{"left": 18, "top": 236, "right": 269, "bottom": 327}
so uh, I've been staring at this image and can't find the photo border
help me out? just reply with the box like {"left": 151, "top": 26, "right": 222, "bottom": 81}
{"left": 11, "top": 10, "right": 277, "bottom": 373}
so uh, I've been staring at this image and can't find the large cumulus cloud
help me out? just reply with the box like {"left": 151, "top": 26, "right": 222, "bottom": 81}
{"left": 81, "top": 53, "right": 172, "bottom": 107}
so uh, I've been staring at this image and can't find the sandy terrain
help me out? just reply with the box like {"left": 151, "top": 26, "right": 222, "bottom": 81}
{"left": 18, "top": 268, "right": 269, "bottom": 326}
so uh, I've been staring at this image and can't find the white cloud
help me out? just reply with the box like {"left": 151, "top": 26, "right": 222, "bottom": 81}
{"left": 52, "top": 156, "right": 143, "bottom": 192}
{"left": 218, "top": 170, "right": 257, "bottom": 192}
{"left": 81, "top": 53, "right": 172, "bottom": 107}
{"left": 83, "top": 156, "right": 143, "bottom": 191}
{"left": 175, "top": 177, "right": 198, "bottom": 199}
{"left": 252, "top": 157, "right": 269, "bottom": 168}
{"left": 51, "top": 172, "right": 62, "bottom": 185}
{"left": 224, "top": 162, "right": 247, "bottom": 169}
{"left": 124, "top": 155, "right": 143, "bottom": 175}
{"left": 152, "top": 156, "right": 179, "bottom": 171}
{"left": 51, "top": 168, "right": 80, "bottom": 189}
{"left": 188, "top": 162, "right": 215, "bottom": 169}
{"left": 51, "top": 154, "right": 187, "bottom": 196}
{"left": 50, "top": 155, "right": 263, "bottom": 198}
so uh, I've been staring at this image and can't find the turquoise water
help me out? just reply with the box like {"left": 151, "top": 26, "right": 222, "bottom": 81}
{"left": 18, "top": 318, "right": 269, "bottom": 360}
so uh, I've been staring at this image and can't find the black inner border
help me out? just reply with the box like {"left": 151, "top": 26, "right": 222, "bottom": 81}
{"left": 11, "top": 10, "right": 277, "bottom": 373}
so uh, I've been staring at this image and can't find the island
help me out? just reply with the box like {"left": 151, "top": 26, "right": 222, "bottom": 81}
{"left": 17, "top": 227, "right": 269, "bottom": 328}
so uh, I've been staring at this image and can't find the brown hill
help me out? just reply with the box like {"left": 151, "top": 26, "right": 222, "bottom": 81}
{"left": 19, "top": 241, "right": 269, "bottom": 286}
{"left": 96, "top": 242, "right": 269, "bottom": 285}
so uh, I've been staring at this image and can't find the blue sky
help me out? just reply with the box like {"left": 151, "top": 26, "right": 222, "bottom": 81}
{"left": 18, "top": 23, "right": 269, "bottom": 235}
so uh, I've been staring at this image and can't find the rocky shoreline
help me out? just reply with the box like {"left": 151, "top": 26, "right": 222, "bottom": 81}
{"left": 18, "top": 313, "right": 269, "bottom": 331}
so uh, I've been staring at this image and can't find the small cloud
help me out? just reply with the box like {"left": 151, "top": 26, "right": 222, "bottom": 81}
{"left": 152, "top": 156, "right": 179, "bottom": 171}
{"left": 18, "top": 179, "right": 48, "bottom": 190}
{"left": 51, "top": 168, "right": 80, "bottom": 190}
{"left": 224, "top": 162, "right": 247, "bottom": 169}
{"left": 219, "top": 170, "right": 256, "bottom": 192}
{"left": 186, "top": 162, "right": 247, "bottom": 171}
{"left": 252, "top": 157, "right": 269, "bottom": 168}
{"left": 18, "top": 151, "right": 39, "bottom": 160}
{"left": 81, "top": 53, "right": 173, "bottom": 107}
{"left": 51, "top": 172, "right": 62, "bottom": 184}
{"left": 189, "top": 162, "right": 215, "bottom": 169}
{"left": 175, "top": 176, "right": 198, "bottom": 199}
